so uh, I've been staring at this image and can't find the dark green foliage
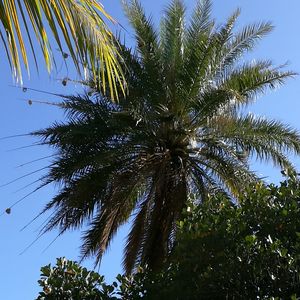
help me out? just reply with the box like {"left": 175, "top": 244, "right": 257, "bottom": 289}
{"left": 33, "top": 0, "right": 300, "bottom": 273}
{"left": 36, "top": 177, "right": 300, "bottom": 299}
{"left": 139, "top": 176, "right": 300, "bottom": 299}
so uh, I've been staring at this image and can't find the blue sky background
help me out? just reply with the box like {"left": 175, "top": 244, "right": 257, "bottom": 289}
{"left": 0, "top": 1, "right": 300, "bottom": 299}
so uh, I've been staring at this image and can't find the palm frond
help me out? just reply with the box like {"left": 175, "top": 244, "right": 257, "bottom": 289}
{"left": 0, "top": 0, "right": 124, "bottom": 99}
{"left": 193, "top": 152, "right": 257, "bottom": 197}
{"left": 80, "top": 172, "right": 143, "bottom": 263}
{"left": 160, "top": 0, "right": 186, "bottom": 98}
{"left": 222, "top": 62, "right": 296, "bottom": 103}
{"left": 123, "top": 0, "right": 159, "bottom": 63}
{"left": 140, "top": 171, "right": 188, "bottom": 270}
{"left": 181, "top": 0, "right": 215, "bottom": 99}
{"left": 212, "top": 114, "right": 300, "bottom": 171}
{"left": 215, "top": 115, "right": 300, "bottom": 153}
{"left": 123, "top": 194, "right": 151, "bottom": 274}
{"left": 221, "top": 21, "right": 274, "bottom": 68}
{"left": 182, "top": 8, "right": 240, "bottom": 99}
{"left": 189, "top": 0, "right": 213, "bottom": 34}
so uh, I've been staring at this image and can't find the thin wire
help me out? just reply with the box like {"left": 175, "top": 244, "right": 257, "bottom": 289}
{"left": 41, "top": 233, "right": 62, "bottom": 254}
{"left": 33, "top": 211, "right": 57, "bottom": 233}
{"left": 0, "top": 133, "right": 30, "bottom": 140}
{"left": 19, "top": 98, "right": 64, "bottom": 108}
{"left": 10, "top": 185, "right": 46, "bottom": 210}
{"left": 13, "top": 179, "right": 41, "bottom": 194}
{"left": 20, "top": 211, "right": 44, "bottom": 232}
{"left": 6, "top": 142, "right": 47, "bottom": 152}
{"left": 0, "top": 181, "right": 50, "bottom": 219}
{"left": 0, "top": 166, "right": 50, "bottom": 188}
{"left": 9, "top": 84, "right": 64, "bottom": 98}
{"left": 6, "top": 142, "right": 48, "bottom": 152}
{"left": 15, "top": 155, "right": 54, "bottom": 168}
{"left": 19, "top": 233, "right": 44, "bottom": 255}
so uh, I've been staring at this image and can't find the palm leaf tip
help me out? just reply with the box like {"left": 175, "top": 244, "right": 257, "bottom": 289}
{"left": 0, "top": 0, "right": 125, "bottom": 99}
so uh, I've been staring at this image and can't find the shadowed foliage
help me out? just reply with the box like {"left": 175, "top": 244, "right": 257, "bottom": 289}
{"left": 135, "top": 176, "right": 300, "bottom": 299}
{"left": 32, "top": 0, "right": 300, "bottom": 273}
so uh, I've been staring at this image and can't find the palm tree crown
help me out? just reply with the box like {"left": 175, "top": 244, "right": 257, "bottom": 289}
{"left": 33, "top": 0, "right": 300, "bottom": 273}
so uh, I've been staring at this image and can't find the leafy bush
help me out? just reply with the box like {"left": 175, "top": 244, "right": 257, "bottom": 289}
{"left": 36, "top": 177, "right": 300, "bottom": 299}
{"left": 143, "top": 177, "right": 300, "bottom": 299}
{"left": 36, "top": 258, "right": 147, "bottom": 300}
{"left": 36, "top": 258, "right": 116, "bottom": 299}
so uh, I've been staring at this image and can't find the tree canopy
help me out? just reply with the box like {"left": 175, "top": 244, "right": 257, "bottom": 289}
{"left": 36, "top": 176, "right": 300, "bottom": 299}
{"left": 147, "top": 175, "right": 300, "bottom": 299}
{"left": 31, "top": 0, "right": 300, "bottom": 273}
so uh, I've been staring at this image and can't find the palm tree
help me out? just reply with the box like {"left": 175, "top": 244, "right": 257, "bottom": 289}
{"left": 33, "top": 0, "right": 300, "bottom": 273}
{"left": 0, "top": 0, "right": 124, "bottom": 99}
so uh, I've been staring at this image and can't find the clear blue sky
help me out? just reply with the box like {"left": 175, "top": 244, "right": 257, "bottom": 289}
{"left": 0, "top": 1, "right": 300, "bottom": 299}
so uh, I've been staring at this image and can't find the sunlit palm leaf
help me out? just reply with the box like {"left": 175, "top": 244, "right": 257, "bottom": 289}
{"left": 0, "top": 0, "right": 124, "bottom": 100}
